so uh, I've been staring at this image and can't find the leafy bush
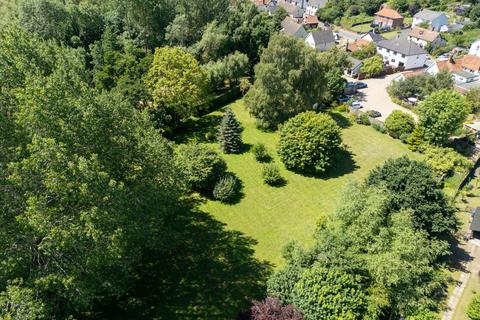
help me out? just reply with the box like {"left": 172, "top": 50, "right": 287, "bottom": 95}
{"left": 384, "top": 110, "right": 415, "bottom": 138}
{"left": 360, "top": 55, "right": 383, "bottom": 78}
{"left": 213, "top": 174, "right": 238, "bottom": 202}
{"left": 175, "top": 143, "right": 227, "bottom": 193}
{"left": 252, "top": 143, "right": 271, "bottom": 162}
{"left": 423, "top": 145, "right": 471, "bottom": 177}
{"left": 372, "top": 123, "right": 386, "bottom": 133}
{"left": 336, "top": 103, "right": 347, "bottom": 112}
{"left": 388, "top": 70, "right": 453, "bottom": 101}
{"left": 278, "top": 112, "right": 342, "bottom": 173}
{"left": 399, "top": 133, "right": 411, "bottom": 143}
{"left": 467, "top": 295, "right": 480, "bottom": 320}
{"left": 356, "top": 113, "right": 370, "bottom": 125}
{"left": 262, "top": 164, "right": 284, "bottom": 186}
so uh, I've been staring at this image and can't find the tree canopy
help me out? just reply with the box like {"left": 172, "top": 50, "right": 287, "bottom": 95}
{"left": 278, "top": 112, "right": 342, "bottom": 173}
{"left": 417, "top": 89, "right": 471, "bottom": 146}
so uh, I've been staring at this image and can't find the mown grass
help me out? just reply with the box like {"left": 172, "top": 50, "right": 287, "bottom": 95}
{"left": 182, "top": 100, "right": 421, "bottom": 266}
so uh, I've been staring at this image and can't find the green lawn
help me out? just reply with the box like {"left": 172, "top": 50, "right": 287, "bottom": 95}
{"left": 350, "top": 23, "right": 372, "bottom": 33}
{"left": 186, "top": 100, "right": 420, "bottom": 266}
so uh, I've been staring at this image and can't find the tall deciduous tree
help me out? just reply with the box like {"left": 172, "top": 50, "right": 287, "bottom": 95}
{"left": 218, "top": 108, "right": 243, "bottom": 154}
{"left": 292, "top": 267, "right": 366, "bottom": 320}
{"left": 366, "top": 156, "right": 457, "bottom": 236}
{"left": 146, "top": 46, "right": 210, "bottom": 130}
{"left": 417, "top": 89, "right": 471, "bottom": 146}
{"left": 244, "top": 34, "right": 329, "bottom": 130}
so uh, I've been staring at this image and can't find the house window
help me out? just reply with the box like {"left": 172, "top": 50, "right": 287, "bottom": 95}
{"left": 401, "top": 54, "right": 405, "bottom": 58}
{"left": 391, "top": 59, "right": 395, "bottom": 62}
{"left": 399, "top": 62, "right": 405, "bottom": 67}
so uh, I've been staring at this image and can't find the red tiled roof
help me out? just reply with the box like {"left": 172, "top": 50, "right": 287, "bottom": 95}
{"left": 463, "top": 55, "right": 480, "bottom": 71}
{"left": 304, "top": 15, "right": 319, "bottom": 25}
{"left": 408, "top": 27, "right": 440, "bottom": 42}
{"left": 375, "top": 8, "right": 403, "bottom": 19}
{"left": 346, "top": 39, "right": 370, "bottom": 52}
{"left": 436, "top": 57, "right": 464, "bottom": 73}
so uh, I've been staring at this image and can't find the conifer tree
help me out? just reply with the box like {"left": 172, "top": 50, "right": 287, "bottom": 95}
{"left": 218, "top": 108, "right": 242, "bottom": 153}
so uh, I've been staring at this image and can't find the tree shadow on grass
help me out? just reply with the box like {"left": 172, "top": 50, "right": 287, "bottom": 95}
{"left": 444, "top": 235, "right": 473, "bottom": 273}
{"left": 296, "top": 147, "right": 358, "bottom": 180}
{"left": 329, "top": 112, "right": 352, "bottom": 129}
{"left": 105, "top": 209, "right": 272, "bottom": 319}
{"left": 174, "top": 114, "right": 223, "bottom": 144}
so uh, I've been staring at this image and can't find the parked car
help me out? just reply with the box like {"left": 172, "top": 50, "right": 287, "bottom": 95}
{"left": 379, "top": 26, "right": 391, "bottom": 32}
{"left": 355, "top": 82, "right": 368, "bottom": 89}
{"left": 366, "top": 110, "right": 381, "bottom": 118}
{"left": 351, "top": 101, "right": 362, "bottom": 109}
{"left": 337, "top": 95, "right": 351, "bottom": 102}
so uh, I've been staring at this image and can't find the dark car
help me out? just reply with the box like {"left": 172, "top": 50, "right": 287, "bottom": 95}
{"left": 366, "top": 110, "right": 381, "bottom": 118}
{"left": 337, "top": 95, "right": 351, "bottom": 102}
{"left": 355, "top": 82, "right": 368, "bottom": 89}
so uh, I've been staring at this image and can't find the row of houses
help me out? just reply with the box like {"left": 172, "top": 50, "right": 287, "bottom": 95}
{"left": 373, "top": 6, "right": 451, "bottom": 32}
{"left": 280, "top": 17, "right": 336, "bottom": 51}
{"left": 254, "top": 0, "right": 328, "bottom": 18}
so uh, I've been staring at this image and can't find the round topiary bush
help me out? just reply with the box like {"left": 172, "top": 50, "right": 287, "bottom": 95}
{"left": 175, "top": 143, "right": 227, "bottom": 193}
{"left": 384, "top": 110, "right": 415, "bottom": 139}
{"left": 252, "top": 143, "right": 271, "bottom": 162}
{"left": 213, "top": 174, "right": 238, "bottom": 202}
{"left": 278, "top": 112, "right": 342, "bottom": 173}
{"left": 262, "top": 163, "right": 284, "bottom": 186}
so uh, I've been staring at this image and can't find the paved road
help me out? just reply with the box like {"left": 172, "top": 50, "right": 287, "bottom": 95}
{"left": 345, "top": 73, "right": 417, "bottom": 122}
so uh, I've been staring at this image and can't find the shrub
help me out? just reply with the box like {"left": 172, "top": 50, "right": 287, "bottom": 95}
{"left": 467, "top": 295, "right": 480, "bottom": 320}
{"left": 204, "top": 131, "right": 216, "bottom": 141}
{"left": 356, "top": 113, "right": 370, "bottom": 125}
{"left": 278, "top": 112, "right": 342, "bottom": 173}
{"left": 252, "top": 143, "right": 272, "bottom": 162}
{"left": 336, "top": 103, "right": 347, "bottom": 112}
{"left": 175, "top": 143, "right": 227, "bottom": 193}
{"left": 213, "top": 174, "right": 238, "bottom": 202}
{"left": 399, "top": 133, "right": 410, "bottom": 143}
{"left": 372, "top": 123, "right": 386, "bottom": 133}
{"left": 384, "top": 110, "right": 415, "bottom": 138}
{"left": 262, "top": 164, "right": 284, "bottom": 186}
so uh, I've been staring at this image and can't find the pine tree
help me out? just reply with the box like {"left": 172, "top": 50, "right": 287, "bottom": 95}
{"left": 218, "top": 108, "right": 242, "bottom": 154}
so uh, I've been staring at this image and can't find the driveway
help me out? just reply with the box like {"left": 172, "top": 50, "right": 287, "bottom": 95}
{"left": 345, "top": 73, "right": 417, "bottom": 122}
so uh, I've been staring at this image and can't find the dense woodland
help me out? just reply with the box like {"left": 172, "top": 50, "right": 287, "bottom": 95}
{"left": 0, "top": 0, "right": 477, "bottom": 319}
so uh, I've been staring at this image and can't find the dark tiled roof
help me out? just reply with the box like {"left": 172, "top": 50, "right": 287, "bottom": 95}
{"left": 310, "top": 30, "right": 335, "bottom": 45}
{"left": 377, "top": 38, "right": 427, "bottom": 56}
{"left": 414, "top": 9, "right": 445, "bottom": 21}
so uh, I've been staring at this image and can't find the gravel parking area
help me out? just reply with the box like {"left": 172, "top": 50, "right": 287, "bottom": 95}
{"left": 345, "top": 73, "right": 417, "bottom": 122}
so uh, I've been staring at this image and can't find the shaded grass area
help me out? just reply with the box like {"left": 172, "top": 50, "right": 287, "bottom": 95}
{"left": 180, "top": 100, "right": 421, "bottom": 266}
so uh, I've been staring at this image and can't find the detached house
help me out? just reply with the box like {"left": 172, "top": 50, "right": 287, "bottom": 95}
{"left": 281, "top": 17, "right": 308, "bottom": 39}
{"left": 373, "top": 7, "right": 404, "bottom": 28}
{"left": 305, "top": 0, "right": 328, "bottom": 16}
{"left": 376, "top": 38, "right": 428, "bottom": 70}
{"left": 412, "top": 9, "right": 448, "bottom": 32}
{"left": 407, "top": 27, "right": 444, "bottom": 48}
{"left": 305, "top": 30, "right": 335, "bottom": 51}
